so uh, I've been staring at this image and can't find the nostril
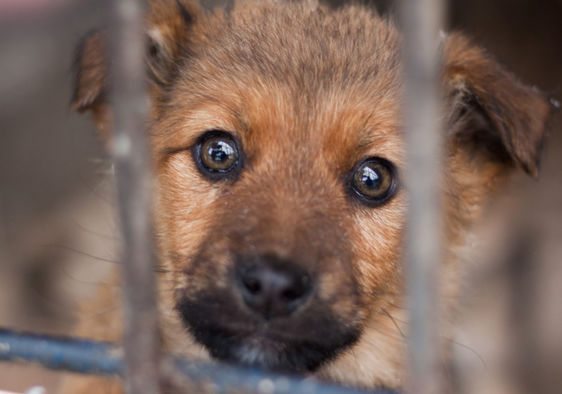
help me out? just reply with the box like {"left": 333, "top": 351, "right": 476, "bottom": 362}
{"left": 281, "top": 274, "right": 310, "bottom": 302}
{"left": 242, "top": 276, "right": 261, "bottom": 295}
{"left": 281, "top": 288, "right": 297, "bottom": 302}
{"left": 281, "top": 288, "right": 301, "bottom": 302}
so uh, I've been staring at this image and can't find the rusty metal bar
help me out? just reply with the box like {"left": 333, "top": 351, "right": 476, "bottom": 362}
{"left": 109, "top": 0, "right": 160, "bottom": 393}
{"left": 399, "top": 0, "right": 445, "bottom": 393}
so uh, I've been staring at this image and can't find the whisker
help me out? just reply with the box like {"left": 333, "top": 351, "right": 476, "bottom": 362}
{"left": 380, "top": 307, "right": 407, "bottom": 339}
{"left": 77, "top": 305, "right": 122, "bottom": 322}
{"left": 42, "top": 244, "right": 120, "bottom": 265}
{"left": 447, "top": 338, "right": 487, "bottom": 368}
{"left": 70, "top": 218, "right": 121, "bottom": 241}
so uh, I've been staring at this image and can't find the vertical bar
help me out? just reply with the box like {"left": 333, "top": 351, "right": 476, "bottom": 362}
{"left": 399, "top": 0, "right": 444, "bottom": 393}
{"left": 109, "top": 1, "right": 160, "bottom": 393}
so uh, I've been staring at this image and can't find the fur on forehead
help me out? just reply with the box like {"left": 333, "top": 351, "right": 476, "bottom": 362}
{"left": 153, "top": 2, "right": 405, "bottom": 170}
{"left": 174, "top": 1, "right": 401, "bottom": 87}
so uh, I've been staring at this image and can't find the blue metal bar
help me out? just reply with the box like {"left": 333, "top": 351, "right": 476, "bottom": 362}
{"left": 0, "top": 328, "right": 122, "bottom": 376}
{"left": 0, "top": 328, "right": 397, "bottom": 394}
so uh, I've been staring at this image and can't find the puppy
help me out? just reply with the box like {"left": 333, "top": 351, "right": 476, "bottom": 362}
{"left": 63, "top": 0, "right": 550, "bottom": 392}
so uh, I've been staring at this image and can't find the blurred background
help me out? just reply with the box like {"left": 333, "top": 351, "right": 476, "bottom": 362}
{"left": 0, "top": 0, "right": 560, "bottom": 392}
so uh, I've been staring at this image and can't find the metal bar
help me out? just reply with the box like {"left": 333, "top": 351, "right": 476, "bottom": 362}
{"left": 0, "top": 329, "right": 397, "bottom": 394}
{"left": 399, "top": 0, "right": 445, "bottom": 393}
{"left": 0, "top": 329, "right": 122, "bottom": 376}
{"left": 109, "top": 0, "right": 159, "bottom": 393}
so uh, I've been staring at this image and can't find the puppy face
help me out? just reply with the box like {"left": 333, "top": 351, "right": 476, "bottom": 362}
{"left": 73, "top": 0, "right": 550, "bottom": 388}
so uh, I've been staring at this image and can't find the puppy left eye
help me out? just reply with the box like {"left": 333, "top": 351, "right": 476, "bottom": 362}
{"left": 349, "top": 157, "right": 398, "bottom": 206}
{"left": 193, "top": 130, "right": 242, "bottom": 180}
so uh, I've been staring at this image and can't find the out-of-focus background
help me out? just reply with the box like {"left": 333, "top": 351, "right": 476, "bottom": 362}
{"left": 0, "top": 0, "right": 560, "bottom": 393}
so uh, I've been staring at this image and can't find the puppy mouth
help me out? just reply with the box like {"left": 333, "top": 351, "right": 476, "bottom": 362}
{"left": 198, "top": 326, "right": 347, "bottom": 373}
{"left": 176, "top": 296, "right": 360, "bottom": 373}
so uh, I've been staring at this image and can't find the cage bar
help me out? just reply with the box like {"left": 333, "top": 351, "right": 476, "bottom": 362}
{"left": 0, "top": 329, "right": 397, "bottom": 394}
{"left": 109, "top": 0, "right": 160, "bottom": 393}
{"left": 399, "top": 0, "right": 444, "bottom": 393}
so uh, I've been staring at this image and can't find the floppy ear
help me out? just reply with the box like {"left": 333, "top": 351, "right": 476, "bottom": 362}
{"left": 71, "top": 0, "right": 198, "bottom": 135}
{"left": 442, "top": 33, "right": 551, "bottom": 178}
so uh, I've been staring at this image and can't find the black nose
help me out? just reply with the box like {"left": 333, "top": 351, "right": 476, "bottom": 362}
{"left": 236, "top": 255, "right": 312, "bottom": 320}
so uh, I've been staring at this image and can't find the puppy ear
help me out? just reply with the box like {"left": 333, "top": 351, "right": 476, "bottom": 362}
{"left": 442, "top": 33, "right": 551, "bottom": 177}
{"left": 71, "top": 0, "right": 198, "bottom": 129}
{"left": 144, "top": 0, "right": 198, "bottom": 85}
{"left": 72, "top": 31, "right": 107, "bottom": 113}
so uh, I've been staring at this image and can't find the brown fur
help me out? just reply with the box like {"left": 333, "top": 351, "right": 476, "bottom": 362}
{"left": 62, "top": 0, "right": 550, "bottom": 392}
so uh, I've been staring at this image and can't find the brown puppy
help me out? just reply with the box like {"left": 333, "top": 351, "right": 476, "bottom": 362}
{"left": 63, "top": 0, "right": 550, "bottom": 392}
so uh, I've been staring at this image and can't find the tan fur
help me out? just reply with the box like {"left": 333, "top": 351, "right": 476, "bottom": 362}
{"left": 63, "top": 0, "right": 550, "bottom": 392}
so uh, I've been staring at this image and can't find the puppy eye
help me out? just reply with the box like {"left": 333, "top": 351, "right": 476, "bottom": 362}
{"left": 193, "top": 130, "right": 242, "bottom": 180}
{"left": 349, "top": 157, "right": 398, "bottom": 206}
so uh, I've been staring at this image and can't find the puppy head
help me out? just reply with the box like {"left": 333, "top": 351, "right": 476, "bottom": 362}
{"left": 72, "top": 0, "right": 550, "bottom": 386}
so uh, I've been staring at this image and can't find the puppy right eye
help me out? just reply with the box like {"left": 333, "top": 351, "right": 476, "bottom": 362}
{"left": 192, "top": 130, "right": 243, "bottom": 180}
{"left": 348, "top": 157, "right": 398, "bottom": 207}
